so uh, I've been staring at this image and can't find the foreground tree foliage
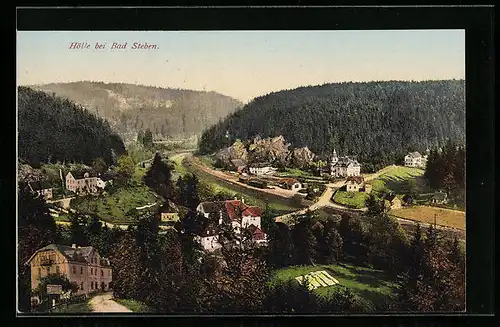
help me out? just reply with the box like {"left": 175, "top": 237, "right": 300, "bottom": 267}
{"left": 143, "top": 153, "right": 174, "bottom": 201}
{"left": 18, "top": 186, "right": 59, "bottom": 312}
{"left": 395, "top": 224, "right": 465, "bottom": 312}
{"left": 199, "top": 80, "right": 465, "bottom": 171}
{"left": 18, "top": 86, "right": 125, "bottom": 167}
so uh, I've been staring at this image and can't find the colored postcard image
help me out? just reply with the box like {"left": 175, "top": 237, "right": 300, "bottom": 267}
{"left": 17, "top": 30, "right": 465, "bottom": 314}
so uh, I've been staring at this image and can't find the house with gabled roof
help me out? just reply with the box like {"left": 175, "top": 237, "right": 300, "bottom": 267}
{"left": 249, "top": 163, "right": 277, "bottom": 176}
{"left": 345, "top": 176, "right": 365, "bottom": 192}
{"left": 195, "top": 198, "right": 267, "bottom": 251}
{"left": 25, "top": 244, "right": 112, "bottom": 303}
{"left": 28, "top": 180, "right": 53, "bottom": 200}
{"left": 404, "top": 151, "right": 428, "bottom": 168}
{"left": 278, "top": 178, "right": 303, "bottom": 192}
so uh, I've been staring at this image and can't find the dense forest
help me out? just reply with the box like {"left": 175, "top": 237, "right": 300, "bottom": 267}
{"left": 31, "top": 82, "right": 243, "bottom": 142}
{"left": 18, "top": 86, "right": 126, "bottom": 167}
{"left": 199, "top": 80, "right": 465, "bottom": 170}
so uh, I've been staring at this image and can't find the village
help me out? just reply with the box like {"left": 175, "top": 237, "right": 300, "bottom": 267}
{"left": 22, "top": 140, "right": 464, "bottom": 312}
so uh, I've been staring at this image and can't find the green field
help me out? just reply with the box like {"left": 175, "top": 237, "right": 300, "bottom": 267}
{"left": 333, "top": 191, "right": 370, "bottom": 209}
{"left": 71, "top": 167, "right": 158, "bottom": 223}
{"left": 271, "top": 262, "right": 397, "bottom": 311}
{"left": 276, "top": 168, "right": 316, "bottom": 179}
{"left": 114, "top": 298, "right": 152, "bottom": 312}
{"left": 370, "top": 166, "right": 428, "bottom": 197}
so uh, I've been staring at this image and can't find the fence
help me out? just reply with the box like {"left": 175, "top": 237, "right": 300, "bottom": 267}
{"left": 31, "top": 293, "right": 89, "bottom": 313}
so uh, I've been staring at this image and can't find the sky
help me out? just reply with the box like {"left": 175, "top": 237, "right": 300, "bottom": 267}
{"left": 17, "top": 30, "right": 465, "bottom": 103}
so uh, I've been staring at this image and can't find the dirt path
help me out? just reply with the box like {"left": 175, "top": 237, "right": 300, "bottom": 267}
{"left": 89, "top": 292, "right": 132, "bottom": 313}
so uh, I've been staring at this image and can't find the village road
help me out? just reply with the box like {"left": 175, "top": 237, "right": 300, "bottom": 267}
{"left": 89, "top": 292, "right": 132, "bottom": 313}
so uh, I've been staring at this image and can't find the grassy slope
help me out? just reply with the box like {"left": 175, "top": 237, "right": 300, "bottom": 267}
{"left": 271, "top": 262, "right": 397, "bottom": 311}
{"left": 370, "top": 166, "right": 428, "bottom": 197}
{"left": 71, "top": 166, "right": 157, "bottom": 223}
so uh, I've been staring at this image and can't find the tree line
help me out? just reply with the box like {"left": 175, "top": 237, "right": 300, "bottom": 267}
{"left": 199, "top": 80, "right": 465, "bottom": 172}
{"left": 424, "top": 139, "right": 466, "bottom": 206}
{"left": 18, "top": 86, "right": 126, "bottom": 167}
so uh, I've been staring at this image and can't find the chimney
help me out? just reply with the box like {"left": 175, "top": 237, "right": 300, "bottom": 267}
{"left": 241, "top": 197, "right": 245, "bottom": 204}
{"left": 234, "top": 196, "right": 238, "bottom": 201}
{"left": 72, "top": 244, "right": 76, "bottom": 248}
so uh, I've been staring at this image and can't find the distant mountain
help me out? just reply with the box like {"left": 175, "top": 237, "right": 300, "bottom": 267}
{"left": 18, "top": 86, "right": 126, "bottom": 167}
{"left": 199, "top": 80, "right": 465, "bottom": 170}
{"left": 30, "top": 81, "right": 243, "bottom": 142}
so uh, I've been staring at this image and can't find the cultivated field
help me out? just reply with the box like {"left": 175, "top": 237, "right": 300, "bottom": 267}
{"left": 390, "top": 205, "right": 465, "bottom": 230}
{"left": 271, "top": 262, "right": 397, "bottom": 310}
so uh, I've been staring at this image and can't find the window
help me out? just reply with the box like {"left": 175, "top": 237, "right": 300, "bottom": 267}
{"left": 90, "top": 282, "right": 93, "bottom": 290}
{"left": 101, "top": 269, "right": 103, "bottom": 276}
{"left": 95, "top": 281, "right": 98, "bottom": 289}
{"left": 80, "top": 282, "right": 84, "bottom": 290}
{"left": 80, "top": 267, "right": 83, "bottom": 274}
{"left": 56, "top": 266, "right": 60, "bottom": 274}
{"left": 108, "top": 270, "right": 111, "bottom": 277}
{"left": 91, "top": 268, "right": 93, "bottom": 275}
{"left": 47, "top": 267, "right": 51, "bottom": 274}
{"left": 72, "top": 266, "right": 76, "bottom": 274}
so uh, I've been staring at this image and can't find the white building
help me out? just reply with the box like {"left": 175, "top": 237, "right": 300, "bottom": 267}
{"left": 330, "top": 150, "right": 361, "bottom": 178}
{"left": 194, "top": 199, "right": 267, "bottom": 251}
{"left": 249, "top": 163, "right": 277, "bottom": 175}
{"left": 404, "top": 152, "right": 428, "bottom": 168}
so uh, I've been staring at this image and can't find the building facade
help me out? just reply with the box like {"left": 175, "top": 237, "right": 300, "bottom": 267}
{"left": 330, "top": 150, "right": 361, "bottom": 177}
{"left": 249, "top": 164, "right": 277, "bottom": 175}
{"left": 404, "top": 152, "right": 428, "bottom": 168}
{"left": 26, "top": 244, "right": 112, "bottom": 302}
{"left": 29, "top": 181, "right": 53, "bottom": 200}
{"left": 195, "top": 199, "right": 268, "bottom": 251}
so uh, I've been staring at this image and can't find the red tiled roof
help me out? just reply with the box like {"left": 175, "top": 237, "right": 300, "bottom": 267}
{"left": 279, "top": 178, "right": 299, "bottom": 186}
{"left": 224, "top": 200, "right": 262, "bottom": 220}
{"left": 247, "top": 224, "right": 266, "bottom": 240}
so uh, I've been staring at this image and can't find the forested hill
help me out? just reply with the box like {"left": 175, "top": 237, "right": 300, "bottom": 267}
{"left": 30, "top": 81, "right": 243, "bottom": 142}
{"left": 18, "top": 86, "right": 126, "bottom": 167}
{"left": 199, "top": 80, "right": 465, "bottom": 168}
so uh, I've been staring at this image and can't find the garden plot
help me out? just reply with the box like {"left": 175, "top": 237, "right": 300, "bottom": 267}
{"left": 295, "top": 270, "right": 340, "bottom": 290}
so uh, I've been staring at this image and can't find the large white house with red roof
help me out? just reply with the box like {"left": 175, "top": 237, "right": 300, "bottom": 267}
{"left": 195, "top": 198, "right": 268, "bottom": 251}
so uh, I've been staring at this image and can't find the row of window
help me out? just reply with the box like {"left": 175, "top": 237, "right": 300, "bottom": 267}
{"left": 71, "top": 265, "right": 110, "bottom": 276}
{"left": 78, "top": 281, "right": 108, "bottom": 291}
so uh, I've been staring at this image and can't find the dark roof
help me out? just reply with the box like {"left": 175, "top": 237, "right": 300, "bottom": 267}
{"left": 250, "top": 162, "right": 273, "bottom": 168}
{"left": 384, "top": 193, "right": 397, "bottom": 201}
{"left": 26, "top": 244, "right": 104, "bottom": 265}
{"left": 69, "top": 170, "right": 98, "bottom": 179}
{"left": 406, "top": 152, "right": 422, "bottom": 158}
{"left": 346, "top": 176, "right": 364, "bottom": 184}
{"left": 160, "top": 200, "right": 179, "bottom": 213}
{"left": 30, "top": 180, "right": 52, "bottom": 191}
{"left": 99, "top": 172, "right": 115, "bottom": 181}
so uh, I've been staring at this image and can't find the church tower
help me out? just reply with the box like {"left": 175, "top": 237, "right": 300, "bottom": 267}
{"left": 331, "top": 149, "right": 339, "bottom": 166}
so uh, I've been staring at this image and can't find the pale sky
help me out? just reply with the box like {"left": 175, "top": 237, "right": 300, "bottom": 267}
{"left": 17, "top": 30, "right": 465, "bottom": 103}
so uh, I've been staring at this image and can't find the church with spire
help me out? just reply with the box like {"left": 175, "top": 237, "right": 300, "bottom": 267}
{"left": 329, "top": 149, "right": 361, "bottom": 177}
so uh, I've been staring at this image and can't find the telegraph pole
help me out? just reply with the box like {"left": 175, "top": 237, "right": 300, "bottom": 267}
{"left": 434, "top": 214, "right": 437, "bottom": 227}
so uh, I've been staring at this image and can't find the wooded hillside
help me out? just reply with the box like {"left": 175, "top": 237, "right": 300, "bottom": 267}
{"left": 199, "top": 80, "right": 465, "bottom": 169}
{"left": 31, "top": 82, "right": 243, "bottom": 142}
{"left": 18, "top": 86, "right": 126, "bottom": 166}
